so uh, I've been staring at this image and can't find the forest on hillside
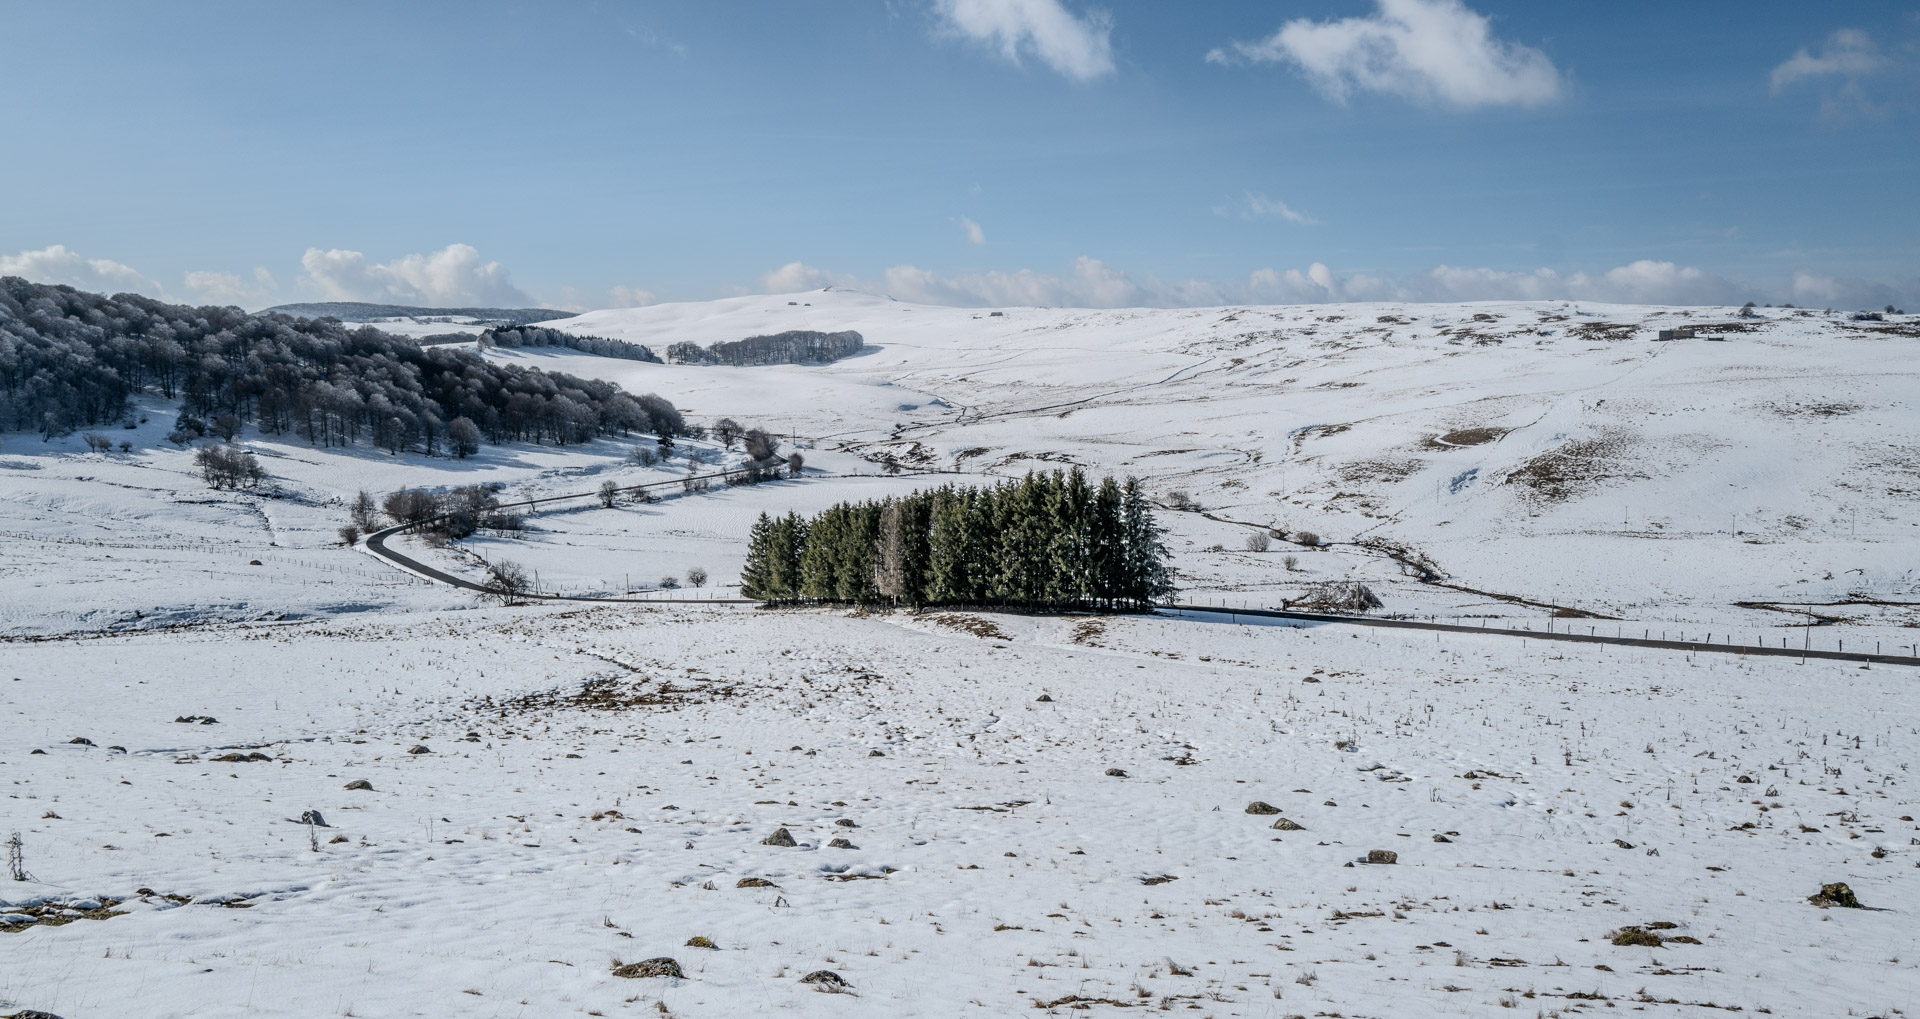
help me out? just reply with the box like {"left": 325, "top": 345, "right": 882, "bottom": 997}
{"left": 667, "top": 329, "right": 863, "bottom": 367}
{"left": 741, "top": 469, "right": 1173, "bottom": 610}
{"left": 474, "top": 325, "right": 661, "bottom": 362}
{"left": 0, "top": 277, "right": 684, "bottom": 454}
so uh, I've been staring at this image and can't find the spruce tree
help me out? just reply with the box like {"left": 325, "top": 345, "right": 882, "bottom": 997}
{"left": 740, "top": 512, "right": 775, "bottom": 598}
{"left": 1121, "top": 478, "right": 1173, "bottom": 607}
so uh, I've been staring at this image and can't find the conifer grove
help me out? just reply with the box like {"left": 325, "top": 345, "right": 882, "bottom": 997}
{"left": 740, "top": 470, "right": 1173, "bottom": 610}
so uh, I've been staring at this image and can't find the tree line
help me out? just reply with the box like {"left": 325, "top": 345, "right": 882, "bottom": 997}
{"left": 0, "top": 277, "right": 685, "bottom": 453}
{"left": 740, "top": 469, "right": 1172, "bottom": 611}
{"left": 473, "top": 325, "right": 661, "bottom": 363}
{"left": 667, "top": 329, "right": 863, "bottom": 367}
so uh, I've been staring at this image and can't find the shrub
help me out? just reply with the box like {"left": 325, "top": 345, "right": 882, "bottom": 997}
{"left": 1244, "top": 532, "right": 1270, "bottom": 552}
{"left": 82, "top": 432, "right": 114, "bottom": 452}
{"left": 597, "top": 479, "right": 619, "bottom": 508}
{"left": 193, "top": 444, "right": 265, "bottom": 489}
{"left": 1295, "top": 531, "right": 1322, "bottom": 547}
{"left": 631, "top": 445, "right": 659, "bottom": 467}
{"left": 1282, "top": 554, "right": 1300, "bottom": 571}
{"left": 1294, "top": 581, "right": 1383, "bottom": 614}
{"left": 338, "top": 524, "right": 361, "bottom": 545}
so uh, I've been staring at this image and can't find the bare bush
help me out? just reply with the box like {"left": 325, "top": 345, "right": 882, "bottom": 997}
{"left": 1244, "top": 532, "right": 1270, "bottom": 552}
{"left": 659, "top": 575, "right": 680, "bottom": 590}
{"left": 383, "top": 488, "right": 438, "bottom": 527}
{"left": 743, "top": 427, "right": 780, "bottom": 463}
{"left": 83, "top": 432, "right": 113, "bottom": 452}
{"left": 194, "top": 444, "right": 265, "bottom": 489}
{"left": 1294, "top": 531, "right": 1322, "bottom": 547}
{"left": 787, "top": 451, "right": 805, "bottom": 477}
{"left": 1166, "top": 490, "right": 1199, "bottom": 511}
{"left": 631, "top": 445, "right": 659, "bottom": 467}
{"left": 1293, "top": 581, "right": 1383, "bottom": 614}
{"left": 1282, "top": 554, "right": 1300, "bottom": 572}
{"left": 338, "top": 524, "right": 361, "bottom": 546}
{"left": 597, "top": 480, "right": 619, "bottom": 508}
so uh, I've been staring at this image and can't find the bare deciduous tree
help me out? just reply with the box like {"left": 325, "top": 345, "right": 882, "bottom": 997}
{"left": 713, "top": 418, "right": 741, "bottom": 449}
{"left": 686, "top": 566, "right": 708, "bottom": 588}
{"left": 194, "top": 444, "right": 265, "bottom": 489}
{"left": 787, "top": 451, "right": 805, "bottom": 477}
{"left": 350, "top": 490, "right": 379, "bottom": 531}
{"left": 482, "top": 560, "right": 532, "bottom": 606}
{"left": 742, "top": 427, "right": 779, "bottom": 463}
{"left": 597, "top": 480, "right": 619, "bottom": 508}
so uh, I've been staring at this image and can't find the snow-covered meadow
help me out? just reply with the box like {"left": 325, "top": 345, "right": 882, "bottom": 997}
{"left": 3, "top": 291, "right": 1918, "bottom": 1017}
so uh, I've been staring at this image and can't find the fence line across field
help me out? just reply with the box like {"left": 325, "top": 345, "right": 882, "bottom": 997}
{"left": 359, "top": 467, "right": 1920, "bottom": 667}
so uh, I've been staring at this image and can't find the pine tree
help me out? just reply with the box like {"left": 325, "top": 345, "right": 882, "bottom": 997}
{"left": 740, "top": 512, "right": 776, "bottom": 598}
{"left": 1121, "top": 477, "right": 1173, "bottom": 607}
{"left": 1090, "top": 476, "right": 1125, "bottom": 610}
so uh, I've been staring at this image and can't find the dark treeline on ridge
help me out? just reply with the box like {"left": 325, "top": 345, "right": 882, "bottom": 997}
{"left": 472, "top": 325, "right": 662, "bottom": 363}
{"left": 0, "top": 277, "right": 685, "bottom": 453}
{"left": 668, "top": 329, "right": 863, "bottom": 367}
{"left": 741, "top": 469, "right": 1173, "bottom": 611}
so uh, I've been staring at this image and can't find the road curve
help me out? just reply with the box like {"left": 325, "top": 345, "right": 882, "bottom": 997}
{"left": 361, "top": 464, "right": 772, "bottom": 605}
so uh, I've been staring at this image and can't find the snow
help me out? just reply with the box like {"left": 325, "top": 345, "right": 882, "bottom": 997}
{"left": 2, "top": 291, "right": 1918, "bottom": 1017}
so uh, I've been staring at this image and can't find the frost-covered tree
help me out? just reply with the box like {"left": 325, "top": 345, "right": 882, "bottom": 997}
{"left": 0, "top": 276, "right": 684, "bottom": 453}
{"left": 447, "top": 416, "right": 482, "bottom": 458}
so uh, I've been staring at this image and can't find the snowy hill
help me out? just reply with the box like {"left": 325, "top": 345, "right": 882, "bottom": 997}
{"left": 515, "top": 288, "right": 1920, "bottom": 637}
{"left": 4, "top": 291, "right": 1919, "bottom": 1019}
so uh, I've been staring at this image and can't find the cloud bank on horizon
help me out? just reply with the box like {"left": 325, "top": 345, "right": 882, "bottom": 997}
{"left": 5, "top": 241, "right": 1914, "bottom": 313}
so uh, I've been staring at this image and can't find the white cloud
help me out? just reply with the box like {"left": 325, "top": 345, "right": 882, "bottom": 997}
{"left": 1786, "top": 268, "right": 1915, "bottom": 310}
{"left": 959, "top": 217, "right": 988, "bottom": 245}
{"left": 1210, "top": 0, "right": 1562, "bottom": 109}
{"left": 299, "top": 243, "right": 531, "bottom": 307}
{"left": 1408, "top": 260, "right": 1746, "bottom": 305}
{"left": 881, "top": 256, "right": 1161, "bottom": 307}
{"left": 750, "top": 256, "right": 1809, "bottom": 309}
{"left": 183, "top": 267, "right": 277, "bottom": 308}
{"left": 1218, "top": 191, "right": 1317, "bottom": 225}
{"left": 1247, "top": 263, "right": 1395, "bottom": 302}
{"left": 760, "top": 261, "right": 862, "bottom": 294}
{"left": 609, "top": 285, "right": 657, "bottom": 308}
{"left": 0, "top": 244, "right": 165, "bottom": 296}
{"left": 933, "top": 0, "right": 1115, "bottom": 81}
{"left": 1771, "top": 28, "right": 1884, "bottom": 92}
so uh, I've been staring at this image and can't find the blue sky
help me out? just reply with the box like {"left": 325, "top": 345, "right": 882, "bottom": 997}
{"left": 2, "top": 0, "right": 1916, "bottom": 310}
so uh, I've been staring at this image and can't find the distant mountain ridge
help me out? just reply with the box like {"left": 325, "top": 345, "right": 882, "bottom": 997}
{"left": 263, "top": 301, "right": 574, "bottom": 326}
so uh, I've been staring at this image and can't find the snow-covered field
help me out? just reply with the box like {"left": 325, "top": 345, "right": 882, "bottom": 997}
{"left": 3, "top": 291, "right": 1918, "bottom": 1017}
